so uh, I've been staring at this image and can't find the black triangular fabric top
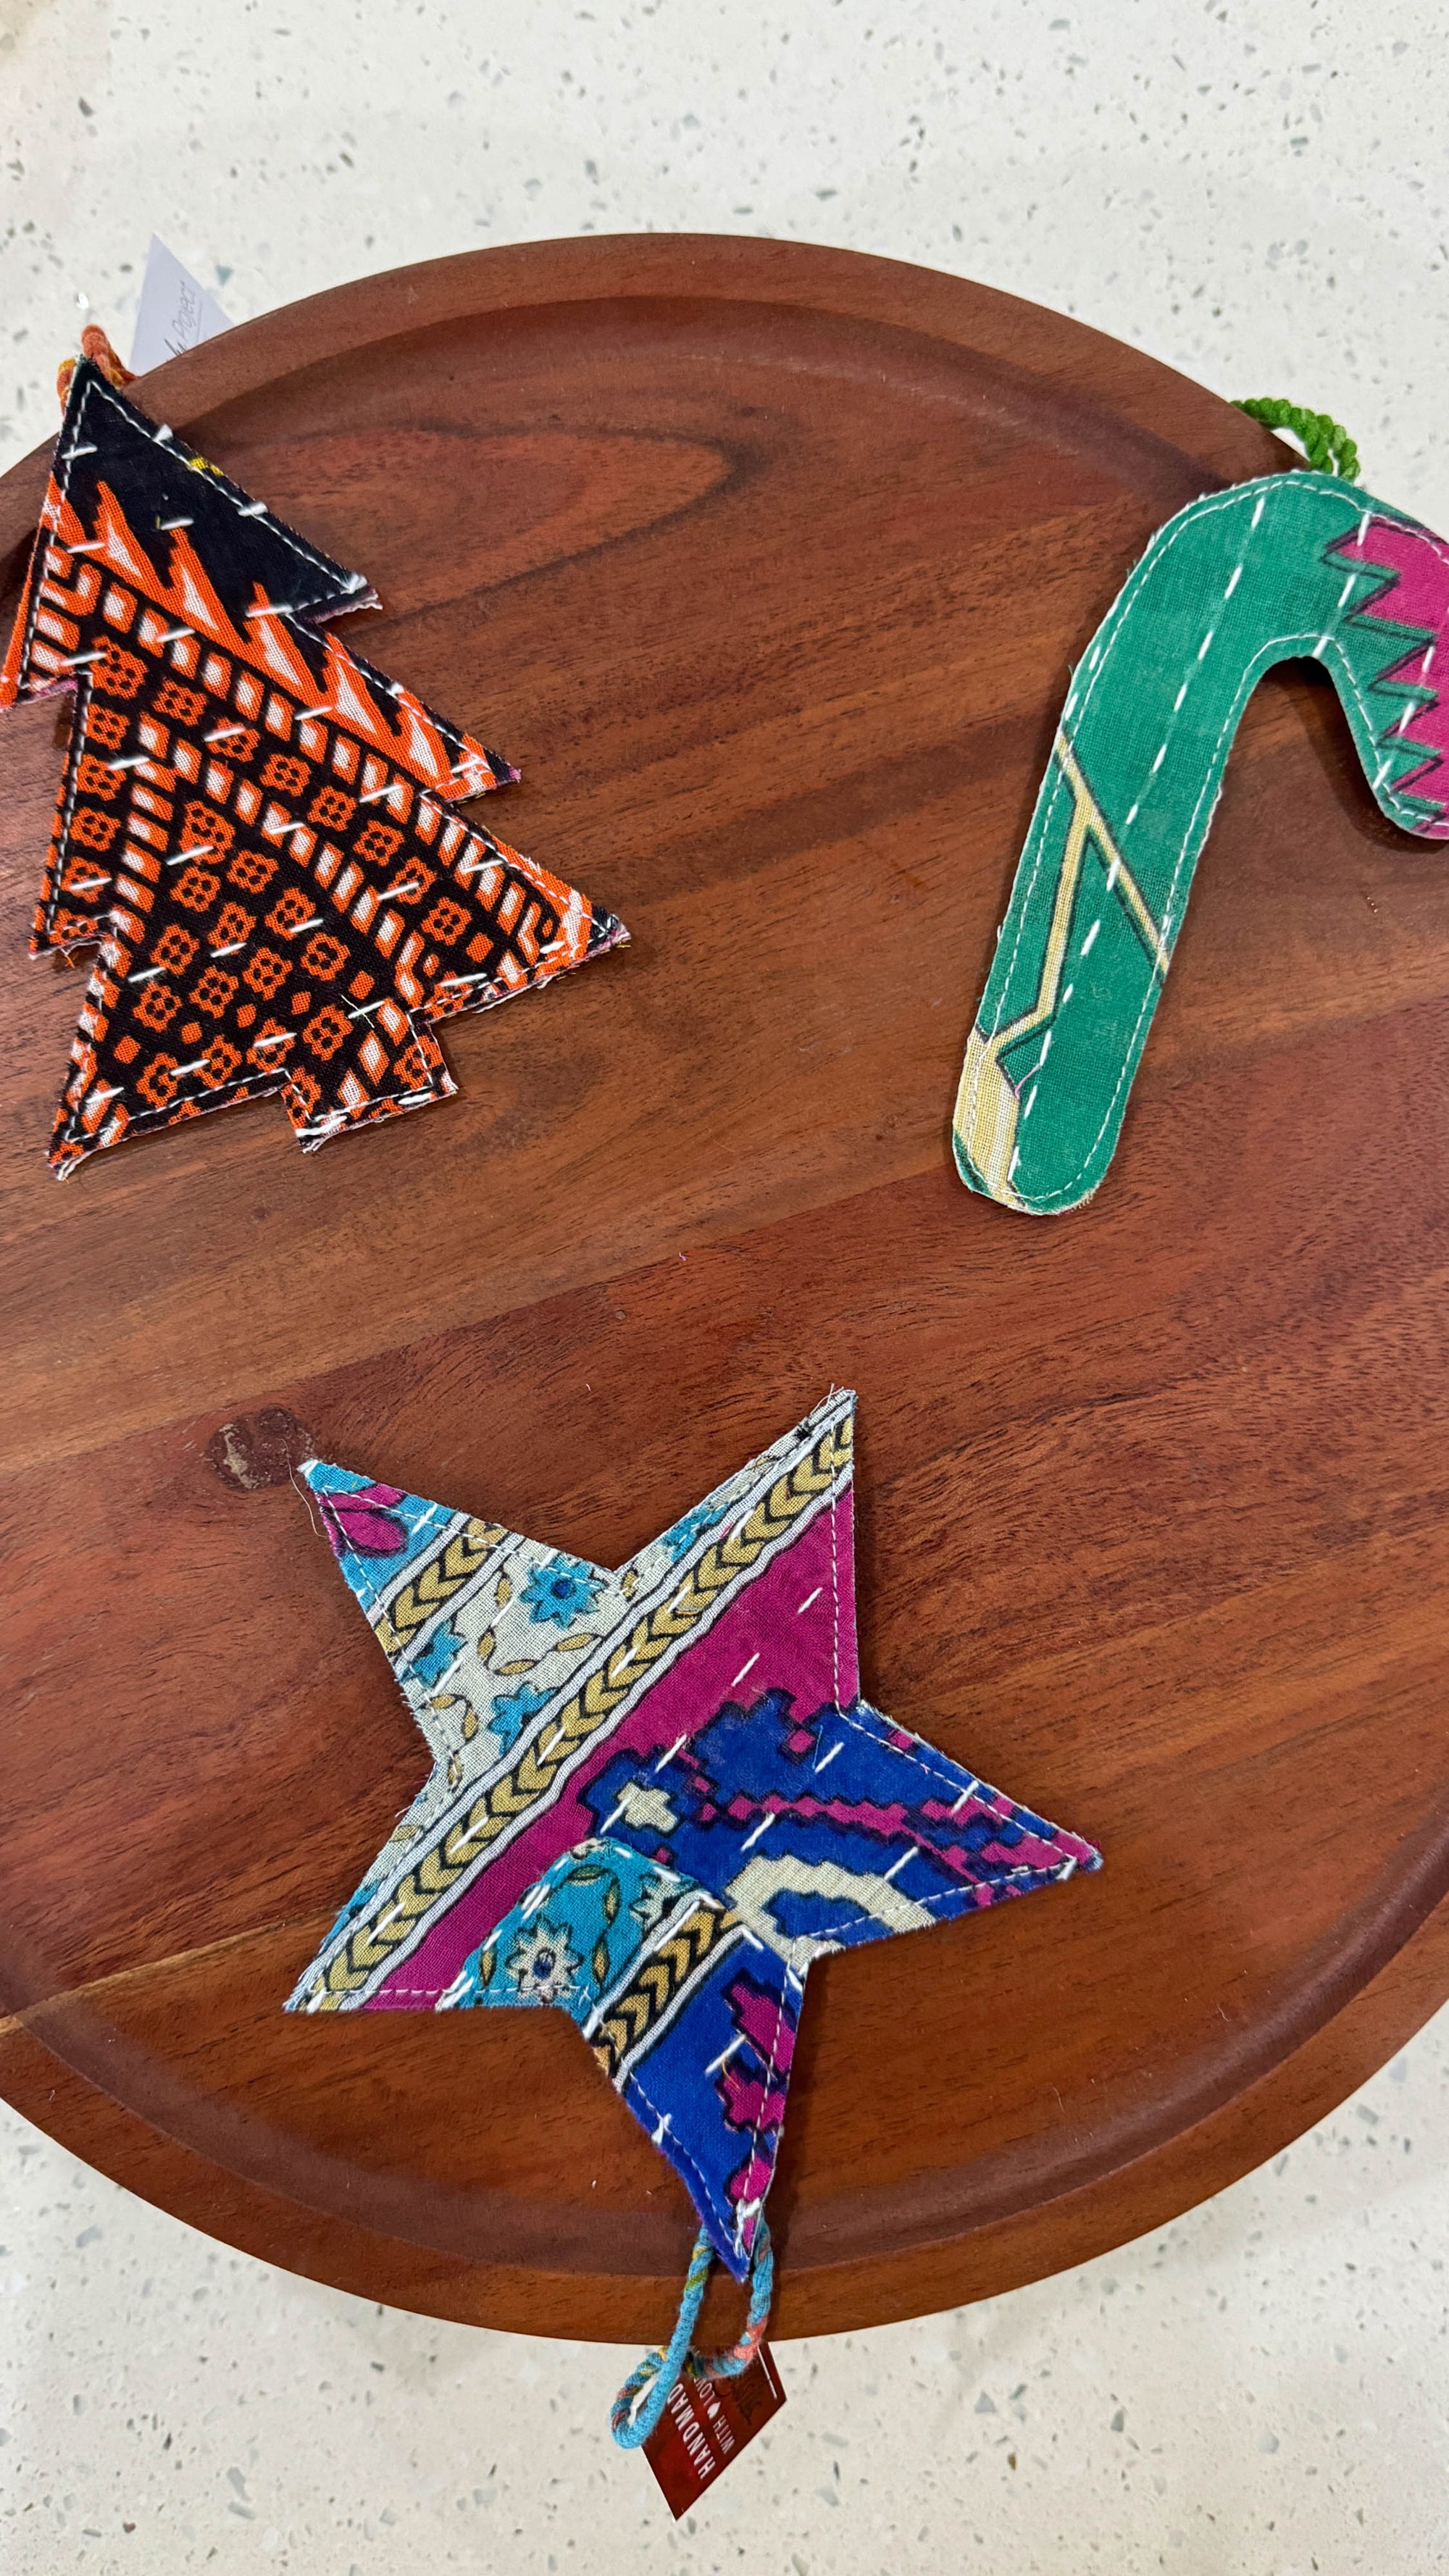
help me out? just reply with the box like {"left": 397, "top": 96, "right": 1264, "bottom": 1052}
{"left": 51, "top": 358, "right": 369, "bottom": 629}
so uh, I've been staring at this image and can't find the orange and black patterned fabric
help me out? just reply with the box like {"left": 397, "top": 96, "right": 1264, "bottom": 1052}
{"left": 1, "top": 357, "right": 625, "bottom": 1174}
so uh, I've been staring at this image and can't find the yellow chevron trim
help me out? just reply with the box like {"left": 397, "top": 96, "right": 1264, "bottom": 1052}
{"left": 385, "top": 1517, "right": 504, "bottom": 1643}
{"left": 588, "top": 1897, "right": 735, "bottom": 2081}
{"left": 322, "top": 1421, "right": 851, "bottom": 1996}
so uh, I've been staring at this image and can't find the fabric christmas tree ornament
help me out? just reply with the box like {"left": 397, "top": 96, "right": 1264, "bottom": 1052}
{"left": 287, "top": 1390, "right": 1101, "bottom": 2290}
{"left": 1, "top": 354, "right": 625, "bottom": 1174}
{"left": 954, "top": 467, "right": 1449, "bottom": 1215}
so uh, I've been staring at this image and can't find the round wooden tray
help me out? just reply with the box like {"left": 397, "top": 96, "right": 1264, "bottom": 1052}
{"left": 2, "top": 236, "right": 1447, "bottom": 2347}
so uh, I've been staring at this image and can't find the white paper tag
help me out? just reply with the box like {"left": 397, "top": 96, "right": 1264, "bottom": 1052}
{"left": 130, "top": 235, "right": 231, "bottom": 375}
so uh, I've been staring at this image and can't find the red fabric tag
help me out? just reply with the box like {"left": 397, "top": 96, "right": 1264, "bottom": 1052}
{"left": 642, "top": 2347, "right": 787, "bottom": 2515}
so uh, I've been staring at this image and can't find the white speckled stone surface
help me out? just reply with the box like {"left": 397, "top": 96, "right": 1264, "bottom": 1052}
{"left": 4, "top": 1, "right": 1448, "bottom": 2565}
{"left": 2, "top": 0, "right": 1448, "bottom": 517}
{"left": 2, "top": 2028, "right": 1448, "bottom": 2571}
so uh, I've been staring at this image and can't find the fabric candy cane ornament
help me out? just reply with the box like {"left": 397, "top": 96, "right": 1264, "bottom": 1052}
{"left": 287, "top": 1390, "right": 1100, "bottom": 2415}
{"left": 954, "top": 459, "right": 1449, "bottom": 1213}
{"left": 1, "top": 348, "right": 625, "bottom": 1174}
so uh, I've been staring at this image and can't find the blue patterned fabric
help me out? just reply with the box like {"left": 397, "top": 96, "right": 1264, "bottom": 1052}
{"left": 287, "top": 1394, "right": 1102, "bottom": 2276}
{"left": 438, "top": 1834, "right": 796, "bottom": 2272}
{"left": 582, "top": 1687, "right": 1088, "bottom": 1973}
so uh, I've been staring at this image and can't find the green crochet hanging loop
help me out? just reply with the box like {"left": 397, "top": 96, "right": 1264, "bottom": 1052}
{"left": 1235, "top": 396, "right": 1361, "bottom": 482}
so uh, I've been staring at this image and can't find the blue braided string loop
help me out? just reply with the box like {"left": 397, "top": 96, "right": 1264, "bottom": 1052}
{"left": 610, "top": 2223, "right": 775, "bottom": 2451}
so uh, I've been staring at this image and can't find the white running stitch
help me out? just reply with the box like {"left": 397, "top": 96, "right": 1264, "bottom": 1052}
{"left": 972, "top": 473, "right": 1449, "bottom": 1210}
{"left": 776, "top": 1856, "right": 1087, "bottom": 1950}
{"left": 1026, "top": 616, "right": 1411, "bottom": 1205}
{"left": 830, "top": 1448, "right": 842, "bottom": 1714}
{"left": 625, "top": 2066, "right": 740, "bottom": 2257}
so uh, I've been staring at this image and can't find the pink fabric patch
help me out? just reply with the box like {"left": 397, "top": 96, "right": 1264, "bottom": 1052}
{"left": 1331, "top": 514, "right": 1449, "bottom": 827}
{"left": 369, "top": 1486, "right": 857, "bottom": 2007}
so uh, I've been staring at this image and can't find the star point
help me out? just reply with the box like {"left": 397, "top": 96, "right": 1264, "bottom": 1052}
{"left": 287, "top": 1393, "right": 1101, "bottom": 2273}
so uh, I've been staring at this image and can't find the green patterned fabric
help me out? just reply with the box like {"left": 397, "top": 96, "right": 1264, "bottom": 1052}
{"left": 954, "top": 470, "right": 1449, "bottom": 1214}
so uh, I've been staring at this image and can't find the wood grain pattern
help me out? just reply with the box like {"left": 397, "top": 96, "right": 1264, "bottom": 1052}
{"left": 1, "top": 235, "right": 1447, "bottom": 2346}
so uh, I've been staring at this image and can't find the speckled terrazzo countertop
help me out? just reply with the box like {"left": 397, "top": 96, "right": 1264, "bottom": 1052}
{"left": 2, "top": 3, "right": 1447, "bottom": 2569}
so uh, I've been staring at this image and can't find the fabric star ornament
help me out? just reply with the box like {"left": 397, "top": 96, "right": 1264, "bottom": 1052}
{"left": 288, "top": 1392, "right": 1101, "bottom": 2280}
{"left": 1, "top": 354, "right": 625, "bottom": 1174}
{"left": 954, "top": 466, "right": 1449, "bottom": 1215}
